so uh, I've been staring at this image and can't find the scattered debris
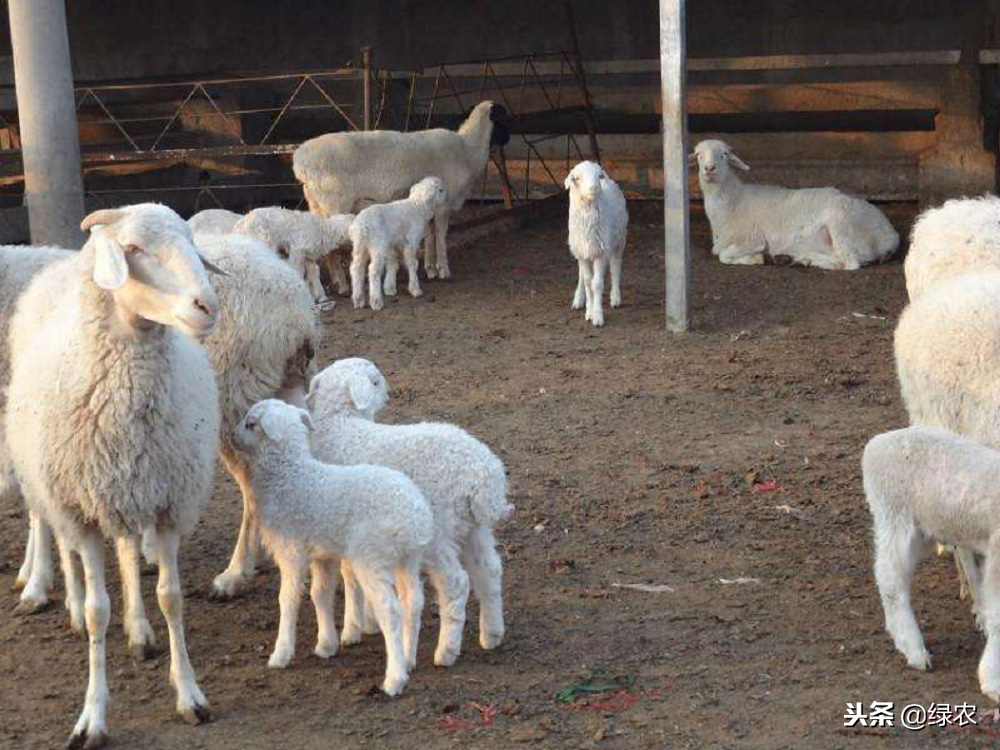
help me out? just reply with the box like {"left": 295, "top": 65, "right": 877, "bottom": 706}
{"left": 719, "top": 577, "right": 761, "bottom": 586}
{"left": 751, "top": 478, "right": 780, "bottom": 494}
{"left": 532, "top": 522, "right": 547, "bottom": 534}
{"left": 549, "top": 559, "right": 576, "bottom": 574}
{"left": 555, "top": 668, "right": 674, "bottom": 714}
{"left": 850, "top": 311, "right": 887, "bottom": 321}
{"left": 512, "top": 265, "right": 533, "bottom": 276}
{"left": 729, "top": 329, "right": 751, "bottom": 342}
{"left": 774, "top": 504, "right": 803, "bottom": 517}
{"left": 612, "top": 582, "right": 675, "bottom": 594}
{"left": 554, "top": 666, "right": 636, "bottom": 704}
{"left": 438, "top": 701, "right": 498, "bottom": 734}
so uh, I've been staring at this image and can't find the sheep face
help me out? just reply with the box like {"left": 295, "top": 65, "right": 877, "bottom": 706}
{"left": 234, "top": 399, "right": 314, "bottom": 454}
{"left": 691, "top": 139, "right": 750, "bottom": 187}
{"left": 410, "top": 177, "right": 448, "bottom": 210}
{"left": 564, "top": 161, "right": 609, "bottom": 204}
{"left": 306, "top": 357, "right": 389, "bottom": 419}
{"left": 82, "top": 203, "right": 222, "bottom": 340}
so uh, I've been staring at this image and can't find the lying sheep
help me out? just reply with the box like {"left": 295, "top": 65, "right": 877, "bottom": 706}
{"left": 863, "top": 425, "right": 1000, "bottom": 700}
{"left": 904, "top": 195, "right": 1000, "bottom": 300}
{"left": 188, "top": 208, "right": 242, "bottom": 235}
{"left": 565, "top": 161, "right": 628, "bottom": 327}
{"left": 306, "top": 358, "right": 513, "bottom": 665}
{"left": 294, "top": 100, "right": 509, "bottom": 281}
{"left": 692, "top": 139, "right": 899, "bottom": 269}
{"left": 6, "top": 204, "right": 219, "bottom": 746}
{"left": 233, "top": 399, "right": 433, "bottom": 696}
{"left": 233, "top": 206, "right": 354, "bottom": 302}
{"left": 349, "top": 177, "right": 448, "bottom": 311}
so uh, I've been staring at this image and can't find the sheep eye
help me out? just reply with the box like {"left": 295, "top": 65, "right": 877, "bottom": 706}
{"left": 125, "top": 244, "right": 143, "bottom": 255}
{"left": 247, "top": 420, "right": 258, "bottom": 430}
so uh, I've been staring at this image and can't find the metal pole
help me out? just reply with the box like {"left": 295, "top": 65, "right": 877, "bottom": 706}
{"left": 362, "top": 45, "right": 373, "bottom": 131}
{"left": 565, "top": 2, "right": 600, "bottom": 163}
{"left": 659, "top": 0, "right": 690, "bottom": 333}
{"left": 8, "top": 0, "right": 85, "bottom": 248}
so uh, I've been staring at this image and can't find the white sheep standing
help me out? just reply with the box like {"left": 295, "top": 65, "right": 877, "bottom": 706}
{"left": 863, "top": 425, "right": 1000, "bottom": 700}
{"left": 306, "top": 358, "right": 513, "bottom": 665}
{"left": 692, "top": 139, "right": 899, "bottom": 269}
{"left": 13, "top": 232, "right": 318, "bottom": 652}
{"left": 348, "top": 177, "right": 448, "bottom": 311}
{"left": 565, "top": 161, "right": 628, "bottom": 327}
{"left": 232, "top": 206, "right": 354, "bottom": 303}
{"left": 5, "top": 204, "right": 220, "bottom": 746}
{"left": 904, "top": 195, "right": 1000, "bottom": 300}
{"left": 294, "top": 100, "right": 509, "bottom": 282}
{"left": 187, "top": 208, "right": 242, "bottom": 235}
{"left": 232, "top": 399, "right": 433, "bottom": 696}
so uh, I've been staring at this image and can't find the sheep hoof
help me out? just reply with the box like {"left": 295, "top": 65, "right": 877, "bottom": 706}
{"left": 267, "top": 650, "right": 292, "bottom": 669}
{"left": 591, "top": 315, "right": 605, "bottom": 328}
{"left": 129, "top": 640, "right": 159, "bottom": 661}
{"left": 380, "top": 677, "right": 406, "bottom": 697}
{"left": 610, "top": 297, "right": 622, "bottom": 308}
{"left": 352, "top": 298, "right": 365, "bottom": 310}
{"left": 480, "top": 630, "right": 504, "bottom": 650}
{"left": 438, "top": 269, "right": 451, "bottom": 280}
{"left": 409, "top": 287, "right": 423, "bottom": 298}
{"left": 571, "top": 299, "right": 585, "bottom": 310}
{"left": 67, "top": 728, "right": 108, "bottom": 750}
{"left": 907, "top": 650, "right": 932, "bottom": 672}
{"left": 340, "top": 629, "right": 362, "bottom": 647}
{"left": 314, "top": 641, "right": 338, "bottom": 659}
{"left": 14, "top": 596, "right": 51, "bottom": 616}
{"left": 208, "top": 572, "right": 246, "bottom": 601}
{"left": 11, "top": 577, "right": 27, "bottom": 592}
{"left": 178, "top": 701, "right": 212, "bottom": 726}
{"left": 433, "top": 646, "right": 460, "bottom": 667}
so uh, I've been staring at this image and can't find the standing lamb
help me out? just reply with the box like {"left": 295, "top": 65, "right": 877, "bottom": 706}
{"left": 293, "top": 100, "right": 509, "bottom": 282}
{"left": 904, "top": 195, "right": 1000, "bottom": 300}
{"left": 306, "top": 358, "right": 512, "bottom": 664}
{"left": 565, "top": 161, "right": 628, "bottom": 327}
{"left": 5, "top": 204, "right": 219, "bottom": 746}
{"left": 232, "top": 399, "right": 433, "bottom": 696}
{"left": 187, "top": 208, "right": 242, "bottom": 235}
{"left": 863, "top": 425, "right": 1000, "bottom": 700}
{"left": 691, "top": 139, "right": 899, "bottom": 269}
{"left": 349, "top": 176, "right": 448, "bottom": 311}
{"left": 232, "top": 206, "right": 354, "bottom": 302}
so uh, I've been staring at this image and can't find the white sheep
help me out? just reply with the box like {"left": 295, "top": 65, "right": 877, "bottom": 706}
{"left": 13, "top": 232, "right": 318, "bottom": 654}
{"left": 5, "top": 204, "right": 219, "bottom": 746}
{"left": 692, "top": 139, "right": 899, "bottom": 269}
{"left": 294, "top": 100, "right": 509, "bottom": 281}
{"left": 863, "top": 425, "right": 1000, "bottom": 700}
{"left": 306, "top": 358, "right": 512, "bottom": 664}
{"left": 904, "top": 195, "right": 1000, "bottom": 300}
{"left": 232, "top": 206, "right": 354, "bottom": 303}
{"left": 232, "top": 399, "right": 433, "bottom": 696}
{"left": 564, "top": 161, "right": 628, "bottom": 327}
{"left": 187, "top": 207, "right": 241, "bottom": 235}
{"left": 348, "top": 177, "right": 448, "bottom": 311}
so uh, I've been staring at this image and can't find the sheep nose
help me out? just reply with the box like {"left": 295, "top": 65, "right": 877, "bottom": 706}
{"left": 193, "top": 296, "right": 217, "bottom": 319}
{"left": 704, "top": 164, "right": 716, "bottom": 173}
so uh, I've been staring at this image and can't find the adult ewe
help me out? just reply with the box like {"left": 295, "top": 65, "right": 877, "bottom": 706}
{"left": 692, "top": 139, "right": 899, "bottom": 269}
{"left": 565, "top": 161, "right": 628, "bottom": 327}
{"left": 293, "top": 100, "right": 509, "bottom": 281}
{"left": 6, "top": 204, "right": 219, "bottom": 746}
{"left": 904, "top": 195, "right": 1000, "bottom": 300}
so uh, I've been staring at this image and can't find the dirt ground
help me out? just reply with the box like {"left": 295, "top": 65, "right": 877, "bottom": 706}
{"left": 4, "top": 202, "right": 999, "bottom": 749}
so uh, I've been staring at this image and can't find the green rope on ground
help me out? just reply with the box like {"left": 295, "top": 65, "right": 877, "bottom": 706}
{"left": 554, "top": 666, "right": 637, "bottom": 703}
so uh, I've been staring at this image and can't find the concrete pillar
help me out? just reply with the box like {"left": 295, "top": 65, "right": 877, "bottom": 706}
{"left": 8, "top": 0, "right": 85, "bottom": 248}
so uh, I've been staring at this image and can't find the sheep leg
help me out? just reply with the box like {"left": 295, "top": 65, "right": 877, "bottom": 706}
{"left": 211, "top": 455, "right": 260, "bottom": 600}
{"left": 873, "top": 518, "right": 931, "bottom": 670}
{"left": 350, "top": 251, "right": 367, "bottom": 309}
{"left": 16, "top": 514, "right": 54, "bottom": 614}
{"left": 571, "top": 267, "right": 586, "bottom": 310}
{"left": 340, "top": 558, "right": 365, "bottom": 646}
{"left": 154, "top": 527, "right": 210, "bottom": 724}
{"left": 957, "top": 548, "right": 985, "bottom": 629}
{"left": 115, "top": 536, "right": 157, "bottom": 659}
{"left": 368, "top": 252, "right": 387, "bottom": 311}
{"left": 58, "top": 534, "right": 85, "bottom": 635}
{"left": 425, "top": 544, "right": 470, "bottom": 667}
{"left": 979, "top": 540, "right": 1000, "bottom": 701}
{"left": 14, "top": 512, "right": 34, "bottom": 590}
{"left": 383, "top": 251, "right": 400, "bottom": 297}
{"left": 610, "top": 251, "right": 624, "bottom": 308}
{"left": 434, "top": 213, "right": 451, "bottom": 279}
{"left": 578, "top": 260, "right": 594, "bottom": 322}
{"left": 423, "top": 220, "right": 438, "bottom": 279}
{"left": 68, "top": 529, "right": 110, "bottom": 750}
{"left": 269, "top": 548, "right": 306, "bottom": 668}
{"left": 311, "top": 557, "right": 339, "bottom": 659}
{"left": 462, "top": 525, "right": 506, "bottom": 650}
{"left": 394, "top": 556, "right": 425, "bottom": 671}
{"left": 589, "top": 256, "right": 607, "bottom": 327}
{"left": 305, "top": 260, "right": 328, "bottom": 303}
{"left": 324, "top": 252, "right": 350, "bottom": 297}
{"left": 719, "top": 241, "right": 765, "bottom": 265}
{"left": 403, "top": 244, "right": 423, "bottom": 298}
{"left": 352, "top": 562, "right": 408, "bottom": 696}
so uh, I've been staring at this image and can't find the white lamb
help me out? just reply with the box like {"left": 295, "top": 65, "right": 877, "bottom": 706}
{"left": 187, "top": 208, "right": 241, "bottom": 235}
{"left": 564, "top": 161, "right": 628, "bottom": 327}
{"left": 232, "top": 206, "right": 354, "bottom": 303}
{"left": 294, "top": 100, "right": 509, "bottom": 281}
{"left": 306, "top": 358, "right": 512, "bottom": 664}
{"left": 692, "top": 139, "right": 899, "bottom": 269}
{"left": 349, "top": 176, "right": 448, "bottom": 311}
{"left": 904, "top": 195, "right": 1000, "bottom": 300}
{"left": 5, "top": 204, "right": 219, "bottom": 746}
{"left": 863, "top": 425, "right": 1000, "bottom": 700}
{"left": 232, "top": 399, "right": 433, "bottom": 696}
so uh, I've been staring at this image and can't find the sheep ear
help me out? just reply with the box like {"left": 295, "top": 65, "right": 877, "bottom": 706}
{"left": 197, "top": 252, "right": 229, "bottom": 276}
{"left": 81, "top": 208, "right": 125, "bottom": 232}
{"left": 348, "top": 374, "right": 377, "bottom": 412}
{"left": 298, "top": 408, "right": 315, "bottom": 432}
{"left": 91, "top": 230, "right": 129, "bottom": 290}
{"left": 687, "top": 152, "right": 697, "bottom": 165}
{"left": 304, "top": 387, "right": 317, "bottom": 411}
{"left": 726, "top": 151, "right": 751, "bottom": 171}
{"left": 564, "top": 174, "right": 573, "bottom": 191}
